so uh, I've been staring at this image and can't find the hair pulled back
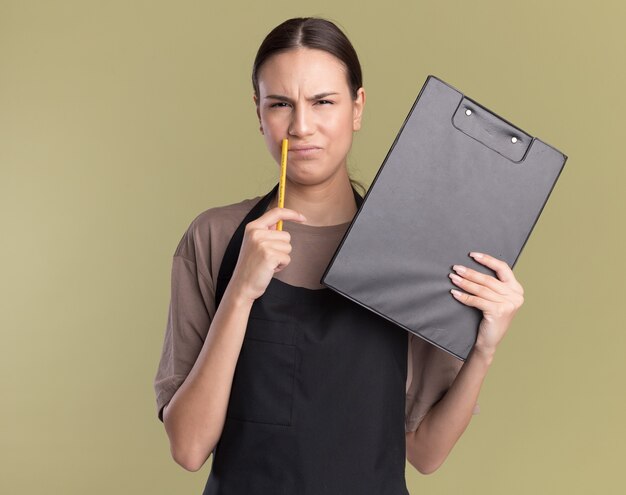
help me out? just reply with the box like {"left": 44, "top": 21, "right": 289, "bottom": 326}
{"left": 252, "top": 17, "right": 363, "bottom": 100}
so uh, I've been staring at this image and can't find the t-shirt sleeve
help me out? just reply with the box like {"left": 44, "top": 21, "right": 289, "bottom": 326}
{"left": 153, "top": 219, "right": 216, "bottom": 423}
{"left": 405, "top": 333, "right": 480, "bottom": 433}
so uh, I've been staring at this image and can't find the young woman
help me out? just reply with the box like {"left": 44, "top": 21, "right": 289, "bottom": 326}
{"left": 154, "top": 17, "right": 524, "bottom": 494}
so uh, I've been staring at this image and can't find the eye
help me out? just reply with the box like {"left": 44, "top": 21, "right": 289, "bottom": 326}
{"left": 269, "top": 102, "right": 290, "bottom": 108}
{"left": 316, "top": 100, "right": 334, "bottom": 105}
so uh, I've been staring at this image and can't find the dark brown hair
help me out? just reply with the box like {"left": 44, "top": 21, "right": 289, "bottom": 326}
{"left": 252, "top": 17, "right": 363, "bottom": 101}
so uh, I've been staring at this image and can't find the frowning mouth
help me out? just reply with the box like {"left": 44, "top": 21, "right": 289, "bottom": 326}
{"left": 289, "top": 146, "right": 321, "bottom": 151}
{"left": 288, "top": 144, "right": 322, "bottom": 157}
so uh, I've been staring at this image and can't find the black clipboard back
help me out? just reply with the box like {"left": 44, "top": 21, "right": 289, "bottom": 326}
{"left": 321, "top": 75, "right": 567, "bottom": 360}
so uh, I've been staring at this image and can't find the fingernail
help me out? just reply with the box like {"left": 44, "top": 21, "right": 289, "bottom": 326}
{"left": 470, "top": 252, "right": 483, "bottom": 259}
{"left": 452, "top": 265, "right": 466, "bottom": 274}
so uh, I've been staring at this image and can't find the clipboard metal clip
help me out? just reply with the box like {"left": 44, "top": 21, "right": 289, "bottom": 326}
{"left": 452, "top": 96, "right": 533, "bottom": 163}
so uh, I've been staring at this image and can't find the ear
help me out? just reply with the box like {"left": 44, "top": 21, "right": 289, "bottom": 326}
{"left": 352, "top": 87, "right": 366, "bottom": 131}
{"left": 253, "top": 94, "right": 261, "bottom": 122}
{"left": 253, "top": 94, "right": 264, "bottom": 134}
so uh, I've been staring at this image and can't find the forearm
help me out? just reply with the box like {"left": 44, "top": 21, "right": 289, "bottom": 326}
{"left": 163, "top": 283, "right": 254, "bottom": 471}
{"left": 406, "top": 345, "right": 494, "bottom": 474}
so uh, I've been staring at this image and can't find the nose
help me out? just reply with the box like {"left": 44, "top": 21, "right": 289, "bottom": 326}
{"left": 288, "top": 104, "right": 314, "bottom": 138}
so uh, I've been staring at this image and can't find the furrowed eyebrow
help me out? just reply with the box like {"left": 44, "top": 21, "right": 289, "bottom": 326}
{"left": 264, "top": 92, "right": 339, "bottom": 103}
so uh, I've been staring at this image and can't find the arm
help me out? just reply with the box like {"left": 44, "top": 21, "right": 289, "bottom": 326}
{"left": 406, "top": 251, "right": 524, "bottom": 474}
{"left": 161, "top": 207, "right": 306, "bottom": 472}
{"left": 406, "top": 345, "right": 492, "bottom": 474}
{"left": 163, "top": 283, "right": 254, "bottom": 472}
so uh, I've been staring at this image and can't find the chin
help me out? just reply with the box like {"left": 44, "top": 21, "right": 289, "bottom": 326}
{"left": 283, "top": 156, "right": 345, "bottom": 182}
{"left": 289, "top": 170, "right": 343, "bottom": 187}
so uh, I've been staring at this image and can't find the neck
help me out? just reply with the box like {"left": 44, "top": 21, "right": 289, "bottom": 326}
{"left": 268, "top": 175, "right": 357, "bottom": 227}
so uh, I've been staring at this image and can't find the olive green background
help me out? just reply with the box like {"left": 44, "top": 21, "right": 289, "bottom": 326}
{"left": 2, "top": 0, "right": 624, "bottom": 493}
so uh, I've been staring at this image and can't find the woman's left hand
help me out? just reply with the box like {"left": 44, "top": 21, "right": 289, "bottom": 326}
{"left": 449, "top": 251, "right": 525, "bottom": 357}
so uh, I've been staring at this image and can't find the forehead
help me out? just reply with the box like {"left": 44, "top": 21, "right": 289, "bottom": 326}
{"left": 257, "top": 48, "right": 349, "bottom": 95}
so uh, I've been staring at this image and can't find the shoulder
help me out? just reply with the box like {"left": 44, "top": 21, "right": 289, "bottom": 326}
{"left": 172, "top": 193, "right": 264, "bottom": 275}
{"left": 187, "top": 195, "right": 262, "bottom": 239}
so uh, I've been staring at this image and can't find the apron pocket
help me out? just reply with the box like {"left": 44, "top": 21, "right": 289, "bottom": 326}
{"left": 226, "top": 317, "right": 297, "bottom": 426}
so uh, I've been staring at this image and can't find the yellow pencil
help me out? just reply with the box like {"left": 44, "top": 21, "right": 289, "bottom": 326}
{"left": 277, "top": 138, "right": 288, "bottom": 231}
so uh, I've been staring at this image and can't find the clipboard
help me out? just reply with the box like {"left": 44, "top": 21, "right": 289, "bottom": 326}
{"left": 321, "top": 75, "right": 567, "bottom": 361}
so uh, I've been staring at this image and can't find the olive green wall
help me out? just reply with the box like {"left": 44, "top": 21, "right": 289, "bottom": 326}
{"left": 2, "top": 0, "right": 623, "bottom": 493}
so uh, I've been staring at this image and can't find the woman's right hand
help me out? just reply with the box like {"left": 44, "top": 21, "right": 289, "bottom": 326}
{"left": 229, "top": 207, "right": 307, "bottom": 302}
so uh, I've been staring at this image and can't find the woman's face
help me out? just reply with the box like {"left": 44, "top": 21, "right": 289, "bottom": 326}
{"left": 254, "top": 48, "right": 365, "bottom": 187}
